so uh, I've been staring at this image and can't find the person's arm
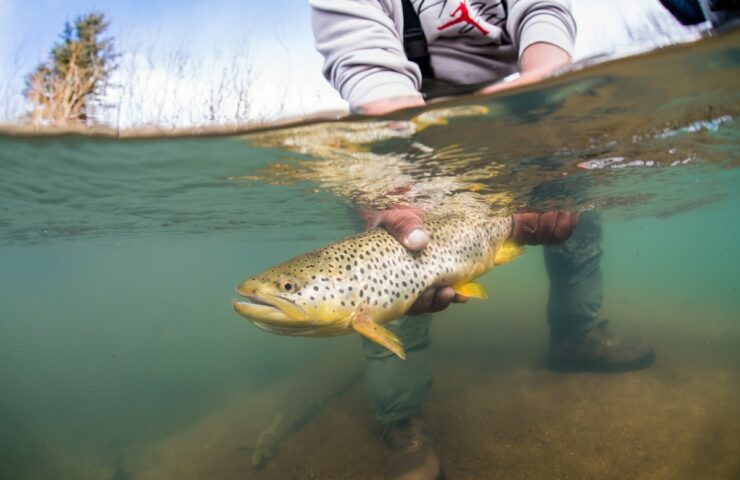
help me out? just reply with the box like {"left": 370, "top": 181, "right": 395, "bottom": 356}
{"left": 310, "top": 0, "right": 424, "bottom": 113}
{"left": 367, "top": 0, "right": 579, "bottom": 313}
{"left": 313, "top": 0, "right": 579, "bottom": 315}
{"left": 478, "top": 41, "right": 570, "bottom": 95}
{"left": 480, "top": 0, "right": 576, "bottom": 95}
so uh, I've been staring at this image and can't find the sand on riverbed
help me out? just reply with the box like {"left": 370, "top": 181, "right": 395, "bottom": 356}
{"left": 123, "top": 299, "right": 740, "bottom": 480}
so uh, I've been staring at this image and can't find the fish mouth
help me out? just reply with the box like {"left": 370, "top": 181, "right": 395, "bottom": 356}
{"left": 232, "top": 285, "right": 308, "bottom": 326}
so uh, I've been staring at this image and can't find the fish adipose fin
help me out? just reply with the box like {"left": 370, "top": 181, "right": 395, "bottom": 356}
{"left": 453, "top": 282, "right": 488, "bottom": 299}
{"left": 351, "top": 314, "right": 406, "bottom": 360}
{"left": 495, "top": 239, "right": 525, "bottom": 265}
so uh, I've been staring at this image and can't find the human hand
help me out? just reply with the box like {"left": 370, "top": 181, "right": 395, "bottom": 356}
{"left": 362, "top": 206, "right": 429, "bottom": 251}
{"left": 355, "top": 95, "right": 426, "bottom": 116}
{"left": 512, "top": 211, "right": 579, "bottom": 245}
{"left": 361, "top": 206, "right": 468, "bottom": 315}
{"left": 476, "top": 69, "right": 547, "bottom": 96}
{"left": 477, "top": 42, "right": 571, "bottom": 96}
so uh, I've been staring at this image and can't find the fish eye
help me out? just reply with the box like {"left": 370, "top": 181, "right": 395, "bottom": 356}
{"left": 277, "top": 276, "right": 301, "bottom": 293}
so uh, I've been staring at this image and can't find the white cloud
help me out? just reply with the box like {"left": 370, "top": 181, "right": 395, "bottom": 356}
{"left": 572, "top": 0, "right": 700, "bottom": 59}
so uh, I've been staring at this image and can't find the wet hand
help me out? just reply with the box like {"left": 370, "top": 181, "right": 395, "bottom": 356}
{"left": 478, "top": 43, "right": 570, "bottom": 96}
{"left": 407, "top": 285, "right": 468, "bottom": 315}
{"left": 512, "top": 211, "right": 579, "bottom": 245}
{"left": 361, "top": 206, "right": 430, "bottom": 251}
{"left": 355, "top": 95, "right": 426, "bottom": 116}
{"left": 361, "top": 207, "right": 468, "bottom": 314}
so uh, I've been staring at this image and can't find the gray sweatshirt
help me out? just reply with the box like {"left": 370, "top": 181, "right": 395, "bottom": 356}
{"left": 310, "top": 0, "right": 576, "bottom": 107}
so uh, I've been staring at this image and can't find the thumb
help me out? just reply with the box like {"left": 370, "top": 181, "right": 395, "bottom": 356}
{"left": 377, "top": 208, "right": 429, "bottom": 251}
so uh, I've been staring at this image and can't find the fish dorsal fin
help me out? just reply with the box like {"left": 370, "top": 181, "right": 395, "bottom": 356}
{"left": 453, "top": 281, "right": 488, "bottom": 299}
{"left": 351, "top": 314, "right": 406, "bottom": 360}
{"left": 495, "top": 239, "right": 525, "bottom": 265}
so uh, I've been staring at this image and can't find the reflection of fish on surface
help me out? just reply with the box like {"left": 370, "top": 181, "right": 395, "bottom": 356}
{"left": 239, "top": 105, "right": 510, "bottom": 212}
{"left": 245, "top": 105, "right": 491, "bottom": 154}
{"left": 233, "top": 210, "right": 523, "bottom": 359}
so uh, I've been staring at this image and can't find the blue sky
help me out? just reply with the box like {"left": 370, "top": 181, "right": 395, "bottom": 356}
{"left": 1, "top": 0, "right": 318, "bottom": 73}
{"left": 0, "top": 0, "right": 697, "bottom": 126}
{"left": 1, "top": 0, "right": 313, "bottom": 53}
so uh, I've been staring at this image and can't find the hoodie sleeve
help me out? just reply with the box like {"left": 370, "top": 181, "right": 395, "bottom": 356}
{"left": 310, "top": 0, "right": 423, "bottom": 108}
{"left": 506, "top": 0, "right": 577, "bottom": 58}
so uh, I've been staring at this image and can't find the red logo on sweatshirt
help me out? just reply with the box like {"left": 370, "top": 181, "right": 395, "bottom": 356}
{"left": 437, "top": 0, "right": 489, "bottom": 35}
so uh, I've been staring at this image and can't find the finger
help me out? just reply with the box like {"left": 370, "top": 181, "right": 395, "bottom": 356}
{"left": 408, "top": 287, "right": 435, "bottom": 315}
{"left": 552, "top": 211, "right": 577, "bottom": 244}
{"left": 512, "top": 212, "right": 538, "bottom": 244}
{"left": 454, "top": 293, "right": 469, "bottom": 304}
{"left": 429, "top": 287, "right": 472, "bottom": 312}
{"left": 537, "top": 211, "right": 558, "bottom": 244}
{"left": 379, "top": 209, "right": 429, "bottom": 251}
{"left": 429, "top": 287, "right": 456, "bottom": 312}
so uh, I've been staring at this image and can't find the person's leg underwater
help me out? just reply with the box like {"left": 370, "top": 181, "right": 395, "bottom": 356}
{"left": 544, "top": 211, "right": 655, "bottom": 372}
{"left": 364, "top": 314, "right": 442, "bottom": 480}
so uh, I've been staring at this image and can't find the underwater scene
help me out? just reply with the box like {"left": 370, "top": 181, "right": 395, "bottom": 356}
{"left": 1, "top": 30, "right": 739, "bottom": 480}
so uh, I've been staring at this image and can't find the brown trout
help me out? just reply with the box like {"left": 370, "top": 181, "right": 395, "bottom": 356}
{"left": 232, "top": 212, "right": 523, "bottom": 359}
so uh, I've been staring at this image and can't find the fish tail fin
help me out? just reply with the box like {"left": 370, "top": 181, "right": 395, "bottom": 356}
{"left": 351, "top": 314, "right": 406, "bottom": 360}
{"left": 495, "top": 239, "right": 525, "bottom": 265}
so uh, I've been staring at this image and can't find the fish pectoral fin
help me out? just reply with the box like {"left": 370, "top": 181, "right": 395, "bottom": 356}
{"left": 453, "top": 281, "right": 488, "bottom": 299}
{"left": 494, "top": 239, "right": 525, "bottom": 265}
{"left": 351, "top": 314, "right": 406, "bottom": 360}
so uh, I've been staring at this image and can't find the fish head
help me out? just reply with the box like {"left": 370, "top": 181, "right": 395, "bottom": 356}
{"left": 232, "top": 253, "right": 354, "bottom": 336}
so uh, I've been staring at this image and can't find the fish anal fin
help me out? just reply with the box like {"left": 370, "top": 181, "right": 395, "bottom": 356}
{"left": 453, "top": 281, "right": 488, "bottom": 300}
{"left": 495, "top": 239, "right": 525, "bottom": 265}
{"left": 351, "top": 314, "right": 406, "bottom": 360}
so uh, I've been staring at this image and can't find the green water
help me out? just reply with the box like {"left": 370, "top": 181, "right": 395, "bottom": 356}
{"left": 1, "top": 33, "right": 739, "bottom": 479}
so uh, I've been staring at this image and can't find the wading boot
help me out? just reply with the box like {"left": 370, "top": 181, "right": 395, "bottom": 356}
{"left": 547, "top": 320, "right": 656, "bottom": 373}
{"left": 382, "top": 416, "right": 443, "bottom": 480}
